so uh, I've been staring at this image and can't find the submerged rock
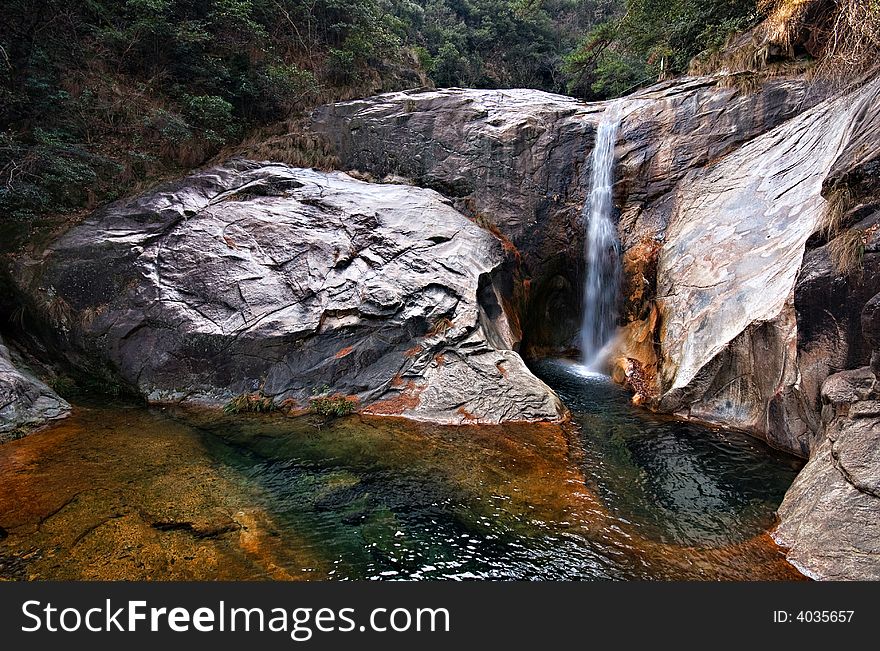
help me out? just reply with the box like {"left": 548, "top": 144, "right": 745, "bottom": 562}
{"left": 0, "top": 335, "right": 70, "bottom": 440}
{"left": 10, "top": 162, "right": 563, "bottom": 424}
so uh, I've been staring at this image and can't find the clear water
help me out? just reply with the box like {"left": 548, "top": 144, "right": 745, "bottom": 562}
{"left": 0, "top": 360, "right": 804, "bottom": 580}
{"left": 580, "top": 105, "right": 623, "bottom": 367}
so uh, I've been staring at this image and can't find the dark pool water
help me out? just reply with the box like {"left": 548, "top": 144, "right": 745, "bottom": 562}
{"left": 0, "top": 359, "right": 805, "bottom": 581}
{"left": 184, "top": 360, "right": 804, "bottom": 580}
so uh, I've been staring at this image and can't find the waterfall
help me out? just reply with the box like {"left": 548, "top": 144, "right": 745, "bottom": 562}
{"left": 580, "top": 104, "right": 622, "bottom": 369}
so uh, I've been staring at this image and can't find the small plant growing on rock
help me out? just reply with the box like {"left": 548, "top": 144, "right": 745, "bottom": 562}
{"left": 820, "top": 186, "right": 854, "bottom": 239}
{"left": 829, "top": 228, "right": 867, "bottom": 274}
{"left": 427, "top": 316, "right": 454, "bottom": 336}
{"left": 224, "top": 392, "right": 278, "bottom": 414}
{"left": 309, "top": 393, "right": 357, "bottom": 417}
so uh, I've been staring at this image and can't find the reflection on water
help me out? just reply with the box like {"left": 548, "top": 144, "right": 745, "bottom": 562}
{"left": 0, "top": 360, "right": 805, "bottom": 580}
{"left": 534, "top": 360, "right": 804, "bottom": 548}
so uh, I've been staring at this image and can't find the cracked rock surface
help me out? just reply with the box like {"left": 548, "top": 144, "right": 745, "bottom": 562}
{"left": 10, "top": 162, "right": 563, "bottom": 424}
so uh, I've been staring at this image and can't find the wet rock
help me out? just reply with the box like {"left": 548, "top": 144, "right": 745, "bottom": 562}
{"left": 11, "top": 162, "right": 563, "bottom": 424}
{"left": 863, "top": 291, "right": 880, "bottom": 376}
{"left": 774, "top": 368, "right": 880, "bottom": 580}
{"left": 0, "top": 334, "right": 70, "bottom": 441}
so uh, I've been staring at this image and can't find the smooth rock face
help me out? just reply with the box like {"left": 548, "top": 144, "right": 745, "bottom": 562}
{"left": 648, "top": 77, "right": 880, "bottom": 454}
{"left": 774, "top": 368, "right": 880, "bottom": 580}
{"left": 615, "top": 77, "right": 815, "bottom": 252}
{"left": 12, "top": 162, "right": 564, "bottom": 424}
{"left": 0, "top": 335, "right": 70, "bottom": 440}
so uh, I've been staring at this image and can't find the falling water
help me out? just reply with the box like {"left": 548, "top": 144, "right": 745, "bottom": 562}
{"left": 580, "top": 104, "right": 622, "bottom": 369}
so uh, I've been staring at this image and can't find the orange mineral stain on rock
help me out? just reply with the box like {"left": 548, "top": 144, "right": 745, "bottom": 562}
{"left": 361, "top": 380, "right": 425, "bottom": 415}
{"left": 333, "top": 345, "right": 355, "bottom": 359}
{"left": 403, "top": 345, "right": 422, "bottom": 357}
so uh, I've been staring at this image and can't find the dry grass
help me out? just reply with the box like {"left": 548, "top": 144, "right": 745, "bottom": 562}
{"left": 427, "top": 316, "right": 454, "bottom": 337}
{"left": 819, "top": 186, "right": 854, "bottom": 238}
{"left": 762, "top": 0, "right": 880, "bottom": 82}
{"left": 693, "top": 0, "right": 879, "bottom": 86}
{"left": 828, "top": 227, "right": 866, "bottom": 273}
{"left": 223, "top": 392, "right": 278, "bottom": 414}
{"left": 220, "top": 118, "right": 339, "bottom": 170}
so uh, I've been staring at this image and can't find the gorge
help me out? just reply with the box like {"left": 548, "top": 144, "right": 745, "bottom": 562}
{"left": 1, "top": 69, "right": 879, "bottom": 580}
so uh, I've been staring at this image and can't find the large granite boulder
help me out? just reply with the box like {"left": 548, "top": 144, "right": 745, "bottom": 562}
{"left": 0, "top": 334, "right": 70, "bottom": 440}
{"left": 614, "top": 77, "right": 815, "bottom": 252}
{"left": 774, "top": 368, "right": 880, "bottom": 579}
{"left": 10, "top": 162, "right": 564, "bottom": 424}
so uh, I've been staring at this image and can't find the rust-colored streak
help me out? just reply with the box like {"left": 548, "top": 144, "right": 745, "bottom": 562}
{"left": 403, "top": 345, "right": 422, "bottom": 357}
{"left": 334, "top": 345, "right": 355, "bottom": 359}
{"left": 362, "top": 380, "right": 424, "bottom": 415}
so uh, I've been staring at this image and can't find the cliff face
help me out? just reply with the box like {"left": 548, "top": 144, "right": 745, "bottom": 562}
{"left": 646, "top": 77, "right": 880, "bottom": 456}
{"left": 311, "top": 88, "right": 601, "bottom": 357}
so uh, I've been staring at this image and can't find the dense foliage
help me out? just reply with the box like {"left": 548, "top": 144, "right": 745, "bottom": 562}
{"left": 564, "top": 0, "right": 763, "bottom": 97}
{"left": 398, "top": 0, "right": 619, "bottom": 91}
{"left": 0, "top": 0, "right": 823, "bottom": 225}
{"left": 0, "top": 0, "right": 412, "bottom": 223}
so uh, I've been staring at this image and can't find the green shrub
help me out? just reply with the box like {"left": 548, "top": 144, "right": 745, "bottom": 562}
{"left": 309, "top": 394, "right": 357, "bottom": 418}
{"left": 183, "top": 94, "right": 238, "bottom": 144}
{"left": 224, "top": 391, "right": 278, "bottom": 414}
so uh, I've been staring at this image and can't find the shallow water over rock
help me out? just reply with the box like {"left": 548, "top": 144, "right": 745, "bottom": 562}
{"left": 0, "top": 361, "right": 804, "bottom": 580}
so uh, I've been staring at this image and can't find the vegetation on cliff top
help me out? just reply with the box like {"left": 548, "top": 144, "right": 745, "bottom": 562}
{"left": 1, "top": 0, "right": 877, "bottom": 228}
